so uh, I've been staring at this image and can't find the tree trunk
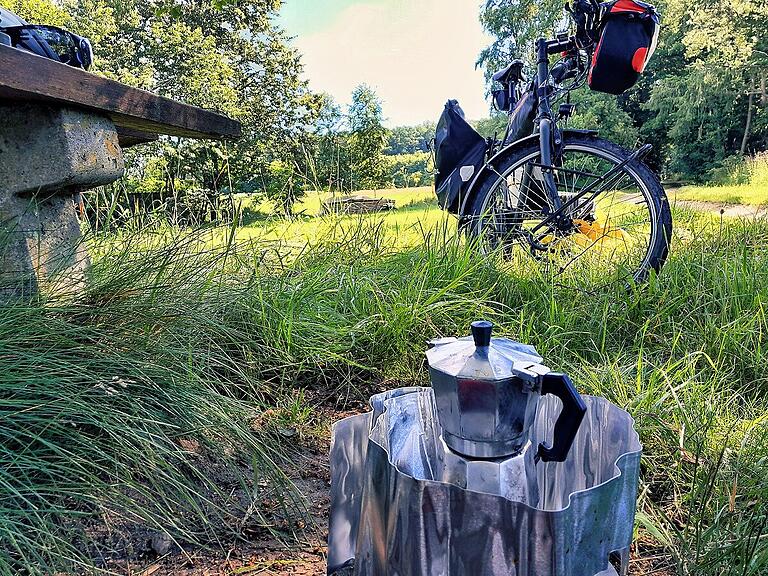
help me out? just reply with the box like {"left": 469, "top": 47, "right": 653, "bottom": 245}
{"left": 740, "top": 90, "right": 754, "bottom": 156}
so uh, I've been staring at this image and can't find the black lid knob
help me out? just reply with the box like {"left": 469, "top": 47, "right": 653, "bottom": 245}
{"left": 471, "top": 320, "right": 493, "bottom": 348}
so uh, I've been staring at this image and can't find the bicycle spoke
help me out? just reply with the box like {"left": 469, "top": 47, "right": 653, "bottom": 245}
{"left": 475, "top": 142, "right": 660, "bottom": 287}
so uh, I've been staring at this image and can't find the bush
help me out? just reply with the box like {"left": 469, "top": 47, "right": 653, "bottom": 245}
{"left": 386, "top": 152, "right": 432, "bottom": 188}
{"left": 707, "top": 152, "right": 768, "bottom": 187}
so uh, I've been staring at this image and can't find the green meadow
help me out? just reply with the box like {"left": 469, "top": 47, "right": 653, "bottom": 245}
{"left": 2, "top": 186, "right": 768, "bottom": 575}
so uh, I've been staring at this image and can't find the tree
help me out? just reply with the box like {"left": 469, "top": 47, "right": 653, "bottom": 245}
{"left": 474, "top": 114, "right": 508, "bottom": 139}
{"left": 347, "top": 85, "right": 389, "bottom": 190}
{"left": 2, "top": 0, "right": 323, "bottom": 217}
{"left": 0, "top": 0, "right": 68, "bottom": 25}
{"left": 644, "top": 0, "right": 768, "bottom": 179}
{"left": 478, "top": 0, "right": 563, "bottom": 81}
{"left": 304, "top": 93, "right": 352, "bottom": 192}
{"left": 385, "top": 122, "right": 436, "bottom": 155}
{"left": 387, "top": 152, "right": 432, "bottom": 188}
{"left": 263, "top": 159, "right": 298, "bottom": 217}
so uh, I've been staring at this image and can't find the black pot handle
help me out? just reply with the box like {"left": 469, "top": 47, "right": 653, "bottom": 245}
{"left": 537, "top": 372, "right": 587, "bottom": 462}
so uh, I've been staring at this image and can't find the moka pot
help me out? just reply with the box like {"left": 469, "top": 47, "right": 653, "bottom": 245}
{"left": 426, "top": 320, "right": 586, "bottom": 460}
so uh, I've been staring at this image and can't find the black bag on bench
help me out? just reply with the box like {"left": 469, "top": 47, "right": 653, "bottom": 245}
{"left": 587, "top": 0, "right": 660, "bottom": 95}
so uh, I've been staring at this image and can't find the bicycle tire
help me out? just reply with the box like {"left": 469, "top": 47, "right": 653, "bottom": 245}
{"left": 466, "top": 134, "right": 672, "bottom": 285}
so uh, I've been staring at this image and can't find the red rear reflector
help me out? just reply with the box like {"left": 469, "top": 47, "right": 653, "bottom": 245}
{"left": 632, "top": 46, "right": 648, "bottom": 72}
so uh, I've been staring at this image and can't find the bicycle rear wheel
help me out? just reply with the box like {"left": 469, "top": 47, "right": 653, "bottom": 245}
{"left": 467, "top": 134, "right": 672, "bottom": 286}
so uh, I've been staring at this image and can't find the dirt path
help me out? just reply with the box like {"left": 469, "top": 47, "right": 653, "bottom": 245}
{"left": 672, "top": 198, "right": 768, "bottom": 218}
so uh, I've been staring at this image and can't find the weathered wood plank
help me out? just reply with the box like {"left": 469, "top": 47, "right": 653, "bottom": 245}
{"left": 116, "top": 127, "right": 159, "bottom": 148}
{"left": 0, "top": 44, "right": 241, "bottom": 140}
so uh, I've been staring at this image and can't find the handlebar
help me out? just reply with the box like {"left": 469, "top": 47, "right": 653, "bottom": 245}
{"left": 566, "top": 0, "right": 601, "bottom": 49}
{"left": 545, "top": 38, "right": 575, "bottom": 55}
{"left": 550, "top": 55, "right": 580, "bottom": 84}
{"left": 493, "top": 0, "right": 602, "bottom": 97}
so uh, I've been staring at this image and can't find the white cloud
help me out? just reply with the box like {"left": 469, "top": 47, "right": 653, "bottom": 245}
{"left": 290, "top": 0, "right": 494, "bottom": 126}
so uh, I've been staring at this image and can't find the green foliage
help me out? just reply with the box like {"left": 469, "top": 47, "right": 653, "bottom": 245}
{"left": 748, "top": 152, "right": 768, "bottom": 188}
{"left": 264, "top": 159, "right": 302, "bottom": 216}
{"left": 387, "top": 152, "right": 432, "bottom": 188}
{"left": 303, "top": 93, "right": 352, "bottom": 192}
{"left": 568, "top": 89, "right": 640, "bottom": 148}
{"left": 3, "top": 0, "right": 320, "bottom": 214}
{"left": 474, "top": 114, "right": 509, "bottom": 138}
{"left": 644, "top": 0, "right": 768, "bottom": 179}
{"left": 348, "top": 84, "right": 390, "bottom": 190}
{"left": 478, "top": 0, "right": 564, "bottom": 78}
{"left": 0, "top": 0, "right": 68, "bottom": 25}
{"left": 479, "top": 0, "right": 768, "bottom": 181}
{"left": 0, "top": 0, "right": 65, "bottom": 27}
{"left": 385, "top": 122, "right": 436, "bottom": 155}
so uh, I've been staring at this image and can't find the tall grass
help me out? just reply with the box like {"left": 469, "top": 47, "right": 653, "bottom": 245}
{"left": 0, "top": 229, "right": 300, "bottom": 574}
{"left": 1, "top": 206, "right": 767, "bottom": 574}
{"left": 678, "top": 152, "right": 768, "bottom": 205}
{"left": 747, "top": 152, "right": 768, "bottom": 190}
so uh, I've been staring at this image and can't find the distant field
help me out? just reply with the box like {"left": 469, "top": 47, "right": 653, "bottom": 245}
{"left": 236, "top": 181, "right": 768, "bottom": 251}
{"left": 293, "top": 186, "right": 436, "bottom": 215}
{"left": 672, "top": 183, "right": 768, "bottom": 206}
{"left": 236, "top": 186, "right": 446, "bottom": 247}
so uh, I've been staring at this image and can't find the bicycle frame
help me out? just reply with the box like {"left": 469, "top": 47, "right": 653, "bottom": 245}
{"left": 466, "top": 34, "right": 654, "bottom": 239}
{"left": 534, "top": 36, "right": 572, "bottom": 215}
{"left": 482, "top": 35, "right": 578, "bottom": 232}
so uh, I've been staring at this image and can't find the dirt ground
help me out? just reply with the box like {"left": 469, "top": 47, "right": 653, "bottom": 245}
{"left": 93, "top": 394, "right": 674, "bottom": 576}
{"left": 101, "top": 443, "right": 331, "bottom": 576}
{"left": 673, "top": 198, "right": 768, "bottom": 218}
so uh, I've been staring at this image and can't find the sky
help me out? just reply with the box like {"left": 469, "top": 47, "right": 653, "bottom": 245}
{"left": 277, "top": 0, "right": 494, "bottom": 128}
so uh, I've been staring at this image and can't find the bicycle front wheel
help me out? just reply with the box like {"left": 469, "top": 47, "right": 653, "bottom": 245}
{"left": 467, "top": 134, "right": 672, "bottom": 286}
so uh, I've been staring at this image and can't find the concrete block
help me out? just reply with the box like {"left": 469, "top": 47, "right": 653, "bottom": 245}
{"left": 0, "top": 104, "right": 125, "bottom": 299}
{"left": 0, "top": 193, "right": 90, "bottom": 299}
{"left": 0, "top": 104, "right": 124, "bottom": 197}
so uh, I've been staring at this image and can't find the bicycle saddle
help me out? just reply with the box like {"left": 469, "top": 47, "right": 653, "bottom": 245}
{"left": 492, "top": 60, "right": 525, "bottom": 84}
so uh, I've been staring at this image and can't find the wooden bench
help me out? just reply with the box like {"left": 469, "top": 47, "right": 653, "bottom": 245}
{"left": 0, "top": 42, "right": 241, "bottom": 144}
{"left": 0, "top": 43, "right": 242, "bottom": 298}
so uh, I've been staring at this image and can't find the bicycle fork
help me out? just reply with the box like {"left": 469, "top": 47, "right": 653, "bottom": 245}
{"left": 535, "top": 38, "right": 567, "bottom": 224}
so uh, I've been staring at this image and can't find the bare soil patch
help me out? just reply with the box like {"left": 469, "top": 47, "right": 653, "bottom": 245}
{"left": 673, "top": 198, "right": 768, "bottom": 218}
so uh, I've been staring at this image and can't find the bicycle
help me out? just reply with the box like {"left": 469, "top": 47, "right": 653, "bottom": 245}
{"left": 435, "top": 0, "right": 671, "bottom": 286}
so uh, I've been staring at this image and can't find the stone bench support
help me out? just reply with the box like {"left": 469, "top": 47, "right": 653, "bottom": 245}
{"left": 0, "top": 103, "right": 124, "bottom": 298}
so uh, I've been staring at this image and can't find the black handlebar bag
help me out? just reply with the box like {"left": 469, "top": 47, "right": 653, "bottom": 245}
{"left": 434, "top": 100, "right": 487, "bottom": 214}
{"left": 588, "top": 0, "right": 660, "bottom": 95}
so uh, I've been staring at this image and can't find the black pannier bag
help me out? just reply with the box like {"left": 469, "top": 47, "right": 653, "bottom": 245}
{"left": 434, "top": 100, "right": 487, "bottom": 213}
{"left": 504, "top": 86, "right": 536, "bottom": 144}
{"left": 588, "top": 0, "right": 660, "bottom": 95}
